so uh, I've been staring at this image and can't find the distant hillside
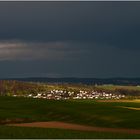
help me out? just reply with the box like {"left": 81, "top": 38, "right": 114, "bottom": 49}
{"left": 0, "top": 80, "right": 140, "bottom": 97}
{"left": 3, "top": 77, "right": 140, "bottom": 86}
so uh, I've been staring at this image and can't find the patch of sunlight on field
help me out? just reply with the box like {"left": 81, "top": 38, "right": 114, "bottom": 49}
{"left": 132, "top": 99, "right": 140, "bottom": 102}
{"left": 119, "top": 99, "right": 140, "bottom": 103}
{"left": 98, "top": 99, "right": 140, "bottom": 103}
{"left": 120, "top": 106, "right": 140, "bottom": 111}
{"left": 96, "top": 85, "right": 140, "bottom": 91}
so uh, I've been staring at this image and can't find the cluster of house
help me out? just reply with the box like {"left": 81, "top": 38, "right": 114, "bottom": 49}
{"left": 12, "top": 89, "right": 125, "bottom": 100}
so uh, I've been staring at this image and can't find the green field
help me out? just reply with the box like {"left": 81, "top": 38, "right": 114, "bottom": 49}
{"left": 0, "top": 96, "right": 140, "bottom": 138}
{"left": 1, "top": 126, "right": 140, "bottom": 139}
{"left": 95, "top": 85, "right": 140, "bottom": 91}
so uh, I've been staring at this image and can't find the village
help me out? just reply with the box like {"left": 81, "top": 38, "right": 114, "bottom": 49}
{"left": 12, "top": 89, "right": 126, "bottom": 100}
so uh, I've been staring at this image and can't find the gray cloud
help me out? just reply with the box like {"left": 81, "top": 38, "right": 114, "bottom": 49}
{"left": 0, "top": 40, "right": 139, "bottom": 78}
{"left": 0, "top": 41, "right": 64, "bottom": 60}
{"left": 0, "top": 40, "right": 90, "bottom": 61}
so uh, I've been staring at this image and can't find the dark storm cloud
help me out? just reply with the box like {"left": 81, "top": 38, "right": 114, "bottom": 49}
{"left": 0, "top": 2, "right": 140, "bottom": 78}
{"left": 0, "top": 2, "right": 140, "bottom": 49}
{"left": 0, "top": 40, "right": 140, "bottom": 78}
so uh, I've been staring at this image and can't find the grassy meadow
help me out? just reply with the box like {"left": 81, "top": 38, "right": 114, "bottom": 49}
{"left": 0, "top": 96, "right": 140, "bottom": 138}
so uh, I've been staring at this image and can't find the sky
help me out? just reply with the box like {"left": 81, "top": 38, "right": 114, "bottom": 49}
{"left": 0, "top": 1, "right": 140, "bottom": 78}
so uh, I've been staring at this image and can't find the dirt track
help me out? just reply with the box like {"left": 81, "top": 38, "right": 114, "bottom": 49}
{"left": 7, "top": 121, "right": 140, "bottom": 134}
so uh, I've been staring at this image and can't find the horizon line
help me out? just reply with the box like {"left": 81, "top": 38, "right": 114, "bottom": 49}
{"left": 1, "top": 77, "right": 140, "bottom": 79}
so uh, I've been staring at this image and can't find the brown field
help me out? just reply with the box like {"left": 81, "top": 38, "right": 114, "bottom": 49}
{"left": 7, "top": 121, "right": 140, "bottom": 134}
